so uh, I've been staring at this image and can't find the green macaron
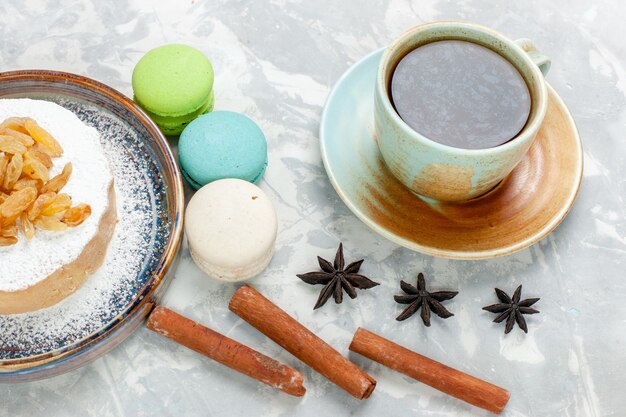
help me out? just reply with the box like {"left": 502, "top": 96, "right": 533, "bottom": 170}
{"left": 132, "top": 44, "right": 214, "bottom": 135}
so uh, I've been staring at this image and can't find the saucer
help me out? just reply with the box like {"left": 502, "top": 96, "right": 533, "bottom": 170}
{"left": 320, "top": 49, "right": 583, "bottom": 259}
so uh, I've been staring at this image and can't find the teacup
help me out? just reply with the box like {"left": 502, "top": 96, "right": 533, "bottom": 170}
{"left": 374, "top": 21, "right": 550, "bottom": 202}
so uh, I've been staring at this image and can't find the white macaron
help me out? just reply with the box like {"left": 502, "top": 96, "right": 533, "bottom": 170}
{"left": 184, "top": 178, "right": 278, "bottom": 282}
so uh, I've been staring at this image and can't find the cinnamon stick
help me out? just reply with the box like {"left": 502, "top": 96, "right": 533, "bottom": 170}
{"left": 228, "top": 285, "right": 376, "bottom": 399}
{"left": 147, "top": 306, "right": 306, "bottom": 397}
{"left": 349, "top": 328, "right": 509, "bottom": 414}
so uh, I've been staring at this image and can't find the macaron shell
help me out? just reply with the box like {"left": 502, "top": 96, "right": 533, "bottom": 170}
{"left": 180, "top": 163, "right": 203, "bottom": 189}
{"left": 189, "top": 242, "right": 275, "bottom": 282}
{"left": 137, "top": 90, "right": 215, "bottom": 136}
{"left": 180, "top": 157, "right": 267, "bottom": 190}
{"left": 185, "top": 179, "right": 278, "bottom": 282}
{"left": 132, "top": 44, "right": 214, "bottom": 117}
{"left": 178, "top": 111, "right": 268, "bottom": 188}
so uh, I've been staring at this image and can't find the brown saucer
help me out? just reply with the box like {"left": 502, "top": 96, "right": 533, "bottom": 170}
{"left": 320, "top": 49, "right": 583, "bottom": 259}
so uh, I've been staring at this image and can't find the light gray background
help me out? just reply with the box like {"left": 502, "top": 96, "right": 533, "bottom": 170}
{"left": 1, "top": 1, "right": 624, "bottom": 416}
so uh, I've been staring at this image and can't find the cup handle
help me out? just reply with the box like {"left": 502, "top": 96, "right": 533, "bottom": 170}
{"left": 515, "top": 38, "right": 551, "bottom": 76}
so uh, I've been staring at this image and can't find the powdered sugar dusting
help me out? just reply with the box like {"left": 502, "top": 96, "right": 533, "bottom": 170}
{"left": 0, "top": 96, "right": 169, "bottom": 359}
{"left": 0, "top": 99, "right": 112, "bottom": 291}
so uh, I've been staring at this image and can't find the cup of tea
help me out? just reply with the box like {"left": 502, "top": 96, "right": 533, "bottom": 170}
{"left": 374, "top": 21, "right": 550, "bottom": 202}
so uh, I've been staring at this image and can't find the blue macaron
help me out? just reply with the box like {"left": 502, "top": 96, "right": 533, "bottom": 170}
{"left": 178, "top": 111, "right": 268, "bottom": 189}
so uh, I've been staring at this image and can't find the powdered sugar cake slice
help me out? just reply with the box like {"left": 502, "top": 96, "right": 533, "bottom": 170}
{"left": 0, "top": 99, "right": 116, "bottom": 313}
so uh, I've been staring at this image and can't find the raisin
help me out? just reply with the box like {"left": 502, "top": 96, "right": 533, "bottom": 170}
{"left": 19, "top": 212, "right": 34, "bottom": 240}
{"left": 41, "top": 162, "right": 72, "bottom": 194}
{"left": 25, "top": 147, "right": 53, "bottom": 169}
{"left": 3, "top": 153, "right": 23, "bottom": 190}
{"left": 22, "top": 159, "right": 50, "bottom": 182}
{"left": 41, "top": 193, "right": 71, "bottom": 217}
{"left": 63, "top": 203, "right": 91, "bottom": 227}
{"left": 27, "top": 192, "right": 56, "bottom": 221}
{"left": 35, "top": 216, "right": 68, "bottom": 231}
{"left": 2, "top": 127, "right": 34, "bottom": 146}
{"left": 24, "top": 118, "right": 63, "bottom": 157}
{"left": 0, "top": 236, "right": 17, "bottom": 246}
{"left": 0, "top": 135, "right": 27, "bottom": 154}
{"left": 0, "top": 186, "right": 37, "bottom": 218}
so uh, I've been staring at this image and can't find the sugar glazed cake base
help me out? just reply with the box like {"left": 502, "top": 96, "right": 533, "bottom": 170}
{"left": 0, "top": 99, "right": 117, "bottom": 314}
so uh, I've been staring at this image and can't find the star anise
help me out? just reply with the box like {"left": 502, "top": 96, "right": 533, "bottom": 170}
{"left": 394, "top": 273, "right": 458, "bottom": 326}
{"left": 482, "top": 285, "right": 540, "bottom": 334}
{"left": 297, "top": 243, "right": 379, "bottom": 309}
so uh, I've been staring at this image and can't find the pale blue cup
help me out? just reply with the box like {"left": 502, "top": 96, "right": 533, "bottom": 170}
{"left": 375, "top": 22, "right": 550, "bottom": 202}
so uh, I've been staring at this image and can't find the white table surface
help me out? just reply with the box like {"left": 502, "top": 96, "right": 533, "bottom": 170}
{"left": 1, "top": 1, "right": 625, "bottom": 416}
